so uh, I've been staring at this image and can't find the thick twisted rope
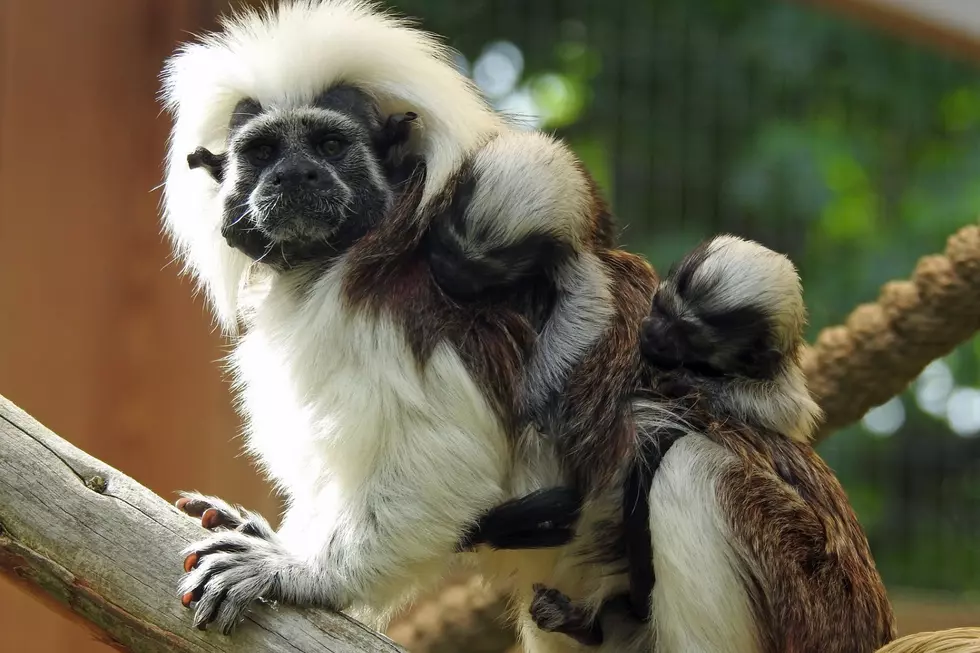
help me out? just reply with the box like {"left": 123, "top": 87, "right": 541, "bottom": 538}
{"left": 807, "top": 222, "right": 980, "bottom": 442}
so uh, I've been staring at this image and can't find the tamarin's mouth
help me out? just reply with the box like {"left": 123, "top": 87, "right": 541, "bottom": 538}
{"left": 252, "top": 193, "right": 347, "bottom": 241}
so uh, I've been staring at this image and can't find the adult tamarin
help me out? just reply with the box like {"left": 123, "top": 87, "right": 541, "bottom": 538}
{"left": 160, "top": 1, "right": 895, "bottom": 651}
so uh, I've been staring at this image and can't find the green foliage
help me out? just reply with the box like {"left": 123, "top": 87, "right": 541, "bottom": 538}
{"left": 391, "top": 0, "right": 980, "bottom": 595}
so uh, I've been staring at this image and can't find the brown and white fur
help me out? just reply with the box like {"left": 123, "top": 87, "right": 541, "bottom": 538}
{"left": 159, "top": 1, "right": 895, "bottom": 651}
{"left": 517, "top": 236, "right": 895, "bottom": 652}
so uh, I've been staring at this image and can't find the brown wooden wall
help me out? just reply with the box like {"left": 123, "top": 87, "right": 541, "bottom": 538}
{"left": 0, "top": 1, "right": 277, "bottom": 650}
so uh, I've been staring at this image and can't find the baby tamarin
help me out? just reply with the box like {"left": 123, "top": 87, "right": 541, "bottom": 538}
{"left": 514, "top": 236, "right": 894, "bottom": 652}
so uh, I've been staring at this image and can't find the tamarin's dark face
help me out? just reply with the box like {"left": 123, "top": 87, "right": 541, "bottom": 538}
{"left": 188, "top": 85, "right": 417, "bottom": 265}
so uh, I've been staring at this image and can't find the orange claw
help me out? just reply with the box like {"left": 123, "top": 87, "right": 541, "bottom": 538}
{"left": 201, "top": 508, "right": 220, "bottom": 529}
{"left": 184, "top": 553, "right": 199, "bottom": 573}
{"left": 175, "top": 497, "right": 190, "bottom": 511}
{"left": 181, "top": 592, "right": 195, "bottom": 608}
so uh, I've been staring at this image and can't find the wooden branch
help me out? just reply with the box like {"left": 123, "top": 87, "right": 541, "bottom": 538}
{"left": 0, "top": 392, "right": 408, "bottom": 653}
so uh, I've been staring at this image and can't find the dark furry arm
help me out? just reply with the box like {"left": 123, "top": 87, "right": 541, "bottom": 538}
{"left": 457, "top": 487, "right": 583, "bottom": 552}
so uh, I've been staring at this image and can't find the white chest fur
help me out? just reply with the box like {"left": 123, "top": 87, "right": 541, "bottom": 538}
{"left": 229, "top": 267, "right": 513, "bottom": 573}
{"left": 233, "top": 272, "right": 506, "bottom": 482}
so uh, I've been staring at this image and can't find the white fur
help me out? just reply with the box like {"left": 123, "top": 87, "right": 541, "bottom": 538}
{"left": 160, "top": 0, "right": 522, "bottom": 621}
{"left": 160, "top": 0, "right": 503, "bottom": 330}
{"left": 726, "top": 365, "right": 822, "bottom": 443}
{"left": 649, "top": 435, "right": 761, "bottom": 653}
{"left": 522, "top": 253, "right": 615, "bottom": 418}
{"left": 429, "top": 130, "right": 613, "bottom": 422}
{"left": 698, "top": 235, "right": 806, "bottom": 351}
{"left": 489, "top": 402, "right": 787, "bottom": 653}
{"left": 670, "top": 234, "right": 822, "bottom": 442}
{"left": 501, "top": 400, "right": 804, "bottom": 653}
{"left": 465, "top": 131, "right": 595, "bottom": 251}
{"left": 160, "top": 0, "right": 615, "bottom": 633}
{"left": 160, "top": 2, "right": 816, "bottom": 646}
{"left": 230, "top": 262, "right": 512, "bottom": 621}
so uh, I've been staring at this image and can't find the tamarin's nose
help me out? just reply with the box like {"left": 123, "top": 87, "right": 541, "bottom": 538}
{"left": 271, "top": 158, "right": 330, "bottom": 192}
{"left": 639, "top": 315, "right": 684, "bottom": 368}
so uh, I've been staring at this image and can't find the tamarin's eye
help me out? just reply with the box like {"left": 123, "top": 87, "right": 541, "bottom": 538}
{"left": 243, "top": 141, "right": 277, "bottom": 167}
{"left": 318, "top": 137, "right": 348, "bottom": 159}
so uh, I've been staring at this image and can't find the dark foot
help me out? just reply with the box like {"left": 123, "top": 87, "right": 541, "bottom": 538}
{"left": 530, "top": 584, "right": 603, "bottom": 646}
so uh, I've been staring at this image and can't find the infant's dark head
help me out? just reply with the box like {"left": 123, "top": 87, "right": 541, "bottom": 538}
{"left": 640, "top": 235, "right": 806, "bottom": 381}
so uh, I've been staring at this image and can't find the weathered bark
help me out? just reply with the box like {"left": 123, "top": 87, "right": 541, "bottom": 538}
{"left": 0, "top": 393, "right": 407, "bottom": 653}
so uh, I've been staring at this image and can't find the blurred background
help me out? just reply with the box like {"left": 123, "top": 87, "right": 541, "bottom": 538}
{"left": 1, "top": 0, "right": 978, "bottom": 650}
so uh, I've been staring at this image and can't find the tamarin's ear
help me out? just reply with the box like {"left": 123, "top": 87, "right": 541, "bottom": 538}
{"left": 372, "top": 112, "right": 418, "bottom": 155}
{"left": 187, "top": 146, "right": 226, "bottom": 184}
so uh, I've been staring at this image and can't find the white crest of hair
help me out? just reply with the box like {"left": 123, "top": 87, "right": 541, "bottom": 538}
{"left": 159, "top": 0, "right": 503, "bottom": 330}
{"left": 466, "top": 131, "right": 594, "bottom": 251}
{"left": 431, "top": 129, "right": 612, "bottom": 413}
{"left": 696, "top": 234, "right": 807, "bottom": 352}
{"left": 649, "top": 434, "right": 762, "bottom": 653}
{"left": 683, "top": 234, "right": 822, "bottom": 441}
